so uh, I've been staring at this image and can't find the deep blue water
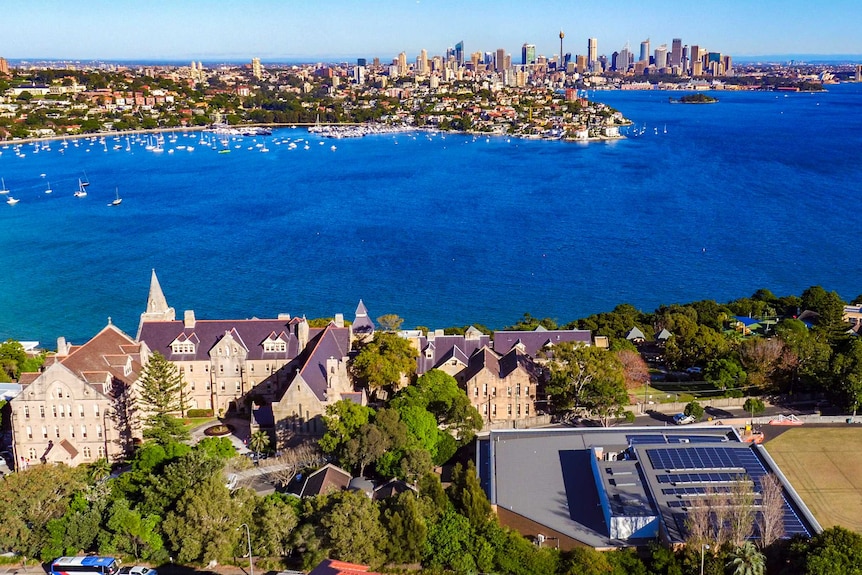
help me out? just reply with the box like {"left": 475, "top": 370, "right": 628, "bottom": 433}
{"left": 1, "top": 85, "right": 861, "bottom": 345}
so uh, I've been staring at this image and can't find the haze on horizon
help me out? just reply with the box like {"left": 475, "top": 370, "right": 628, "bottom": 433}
{"left": 4, "top": 0, "right": 860, "bottom": 62}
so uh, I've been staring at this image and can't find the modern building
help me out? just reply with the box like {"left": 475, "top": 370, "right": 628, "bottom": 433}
{"left": 639, "top": 39, "right": 650, "bottom": 64}
{"left": 454, "top": 41, "right": 464, "bottom": 66}
{"left": 587, "top": 38, "right": 598, "bottom": 71}
{"left": 251, "top": 57, "right": 262, "bottom": 80}
{"left": 0, "top": 57, "right": 9, "bottom": 76}
{"left": 670, "top": 38, "right": 683, "bottom": 68}
{"left": 522, "top": 43, "right": 536, "bottom": 66}
{"left": 654, "top": 45, "right": 668, "bottom": 70}
{"left": 495, "top": 48, "right": 506, "bottom": 73}
{"left": 477, "top": 427, "right": 820, "bottom": 550}
{"left": 10, "top": 323, "right": 147, "bottom": 469}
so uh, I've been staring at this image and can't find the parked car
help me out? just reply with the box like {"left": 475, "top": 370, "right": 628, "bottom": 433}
{"left": 119, "top": 566, "right": 157, "bottom": 575}
{"left": 673, "top": 413, "right": 696, "bottom": 425}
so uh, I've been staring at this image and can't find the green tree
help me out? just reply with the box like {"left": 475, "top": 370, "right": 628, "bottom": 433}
{"left": 423, "top": 507, "right": 477, "bottom": 572}
{"left": 253, "top": 494, "right": 298, "bottom": 557}
{"left": 705, "top": 358, "right": 747, "bottom": 391}
{"left": 319, "top": 400, "right": 374, "bottom": 456}
{"left": 162, "top": 475, "right": 245, "bottom": 564}
{"left": 447, "top": 461, "right": 491, "bottom": 528}
{"left": 804, "top": 526, "right": 862, "bottom": 575}
{"left": 376, "top": 313, "right": 404, "bottom": 332}
{"left": 345, "top": 423, "right": 389, "bottom": 476}
{"left": 105, "top": 498, "right": 165, "bottom": 561}
{"left": 0, "top": 339, "right": 29, "bottom": 381}
{"left": 382, "top": 491, "right": 428, "bottom": 564}
{"left": 743, "top": 397, "right": 766, "bottom": 418}
{"left": 830, "top": 339, "right": 862, "bottom": 415}
{"left": 137, "top": 352, "right": 189, "bottom": 443}
{"left": 320, "top": 490, "right": 387, "bottom": 568}
{"left": 684, "top": 400, "right": 704, "bottom": 420}
{"left": 249, "top": 430, "right": 271, "bottom": 458}
{"left": 350, "top": 332, "right": 417, "bottom": 391}
{"left": 545, "top": 343, "right": 628, "bottom": 425}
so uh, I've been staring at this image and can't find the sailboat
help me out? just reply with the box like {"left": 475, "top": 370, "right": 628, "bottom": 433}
{"left": 81, "top": 171, "right": 91, "bottom": 188}
{"left": 109, "top": 187, "right": 122, "bottom": 206}
{"left": 6, "top": 196, "right": 19, "bottom": 205}
{"left": 0, "top": 178, "right": 9, "bottom": 195}
{"left": 74, "top": 179, "right": 88, "bottom": 197}
{"left": 45, "top": 180, "right": 53, "bottom": 194}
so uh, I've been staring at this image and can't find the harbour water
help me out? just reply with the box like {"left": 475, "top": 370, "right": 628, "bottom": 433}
{"left": 1, "top": 84, "right": 861, "bottom": 345}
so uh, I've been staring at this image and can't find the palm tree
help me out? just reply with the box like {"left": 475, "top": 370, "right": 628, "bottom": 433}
{"left": 726, "top": 541, "right": 766, "bottom": 575}
{"left": 249, "top": 430, "right": 270, "bottom": 459}
{"left": 88, "top": 457, "right": 112, "bottom": 482}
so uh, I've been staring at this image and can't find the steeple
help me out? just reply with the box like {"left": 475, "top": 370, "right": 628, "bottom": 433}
{"left": 138, "top": 269, "right": 176, "bottom": 338}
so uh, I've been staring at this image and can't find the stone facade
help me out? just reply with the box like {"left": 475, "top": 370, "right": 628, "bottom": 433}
{"left": 10, "top": 324, "right": 144, "bottom": 469}
{"left": 455, "top": 346, "right": 542, "bottom": 422}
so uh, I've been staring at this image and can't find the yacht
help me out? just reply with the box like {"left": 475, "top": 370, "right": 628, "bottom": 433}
{"left": 74, "top": 179, "right": 88, "bottom": 197}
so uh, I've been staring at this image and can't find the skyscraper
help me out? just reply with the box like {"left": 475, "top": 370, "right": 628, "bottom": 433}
{"left": 398, "top": 52, "right": 408, "bottom": 76}
{"left": 640, "top": 39, "right": 650, "bottom": 63}
{"left": 455, "top": 41, "right": 464, "bottom": 66}
{"left": 419, "top": 49, "right": 428, "bottom": 74}
{"left": 671, "top": 38, "right": 683, "bottom": 67}
{"left": 619, "top": 44, "right": 632, "bottom": 72}
{"left": 654, "top": 45, "right": 668, "bottom": 69}
{"left": 495, "top": 48, "right": 506, "bottom": 73}
{"left": 0, "top": 57, "right": 8, "bottom": 76}
{"left": 522, "top": 43, "right": 536, "bottom": 66}
{"left": 690, "top": 44, "right": 701, "bottom": 74}
{"left": 587, "top": 38, "right": 598, "bottom": 70}
{"left": 251, "top": 57, "right": 262, "bottom": 79}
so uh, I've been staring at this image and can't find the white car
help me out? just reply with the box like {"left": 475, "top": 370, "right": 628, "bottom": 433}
{"left": 673, "top": 413, "right": 696, "bottom": 425}
{"left": 119, "top": 567, "right": 157, "bottom": 575}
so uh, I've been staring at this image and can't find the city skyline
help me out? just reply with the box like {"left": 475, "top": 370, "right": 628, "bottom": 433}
{"left": 3, "top": 0, "right": 860, "bottom": 62}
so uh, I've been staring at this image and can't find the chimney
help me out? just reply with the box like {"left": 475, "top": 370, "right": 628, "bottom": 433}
{"left": 334, "top": 313, "right": 344, "bottom": 328}
{"left": 278, "top": 313, "right": 291, "bottom": 321}
{"left": 56, "top": 336, "right": 68, "bottom": 356}
{"left": 184, "top": 310, "right": 196, "bottom": 329}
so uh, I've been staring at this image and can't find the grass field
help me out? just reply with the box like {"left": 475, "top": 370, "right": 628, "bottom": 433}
{"left": 765, "top": 427, "right": 862, "bottom": 532}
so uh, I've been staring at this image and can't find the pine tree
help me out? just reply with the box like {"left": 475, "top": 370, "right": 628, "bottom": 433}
{"left": 137, "top": 352, "right": 189, "bottom": 443}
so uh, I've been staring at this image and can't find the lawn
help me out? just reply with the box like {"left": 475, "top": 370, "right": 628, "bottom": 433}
{"left": 764, "top": 426, "right": 862, "bottom": 532}
{"left": 182, "top": 416, "right": 218, "bottom": 430}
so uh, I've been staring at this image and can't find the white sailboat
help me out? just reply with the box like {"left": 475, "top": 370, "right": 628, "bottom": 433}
{"left": 74, "top": 179, "right": 88, "bottom": 197}
{"left": 109, "top": 187, "right": 122, "bottom": 206}
{"left": 45, "top": 180, "right": 53, "bottom": 194}
{"left": 0, "top": 178, "right": 9, "bottom": 195}
{"left": 6, "top": 196, "right": 20, "bottom": 205}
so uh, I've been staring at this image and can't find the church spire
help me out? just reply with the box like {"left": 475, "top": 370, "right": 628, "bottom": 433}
{"left": 138, "top": 269, "right": 176, "bottom": 338}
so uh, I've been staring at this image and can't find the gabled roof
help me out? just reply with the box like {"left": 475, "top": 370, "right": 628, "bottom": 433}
{"left": 300, "top": 463, "right": 352, "bottom": 498}
{"left": 655, "top": 328, "right": 672, "bottom": 341}
{"left": 415, "top": 332, "right": 491, "bottom": 375}
{"left": 282, "top": 323, "right": 351, "bottom": 402}
{"left": 626, "top": 327, "right": 646, "bottom": 340}
{"left": 373, "top": 478, "right": 418, "bottom": 500}
{"left": 139, "top": 318, "right": 313, "bottom": 362}
{"left": 58, "top": 323, "right": 143, "bottom": 388}
{"left": 352, "top": 299, "right": 375, "bottom": 334}
{"left": 493, "top": 327, "right": 592, "bottom": 357}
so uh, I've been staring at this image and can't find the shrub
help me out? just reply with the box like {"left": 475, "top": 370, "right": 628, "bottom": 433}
{"left": 186, "top": 408, "right": 214, "bottom": 418}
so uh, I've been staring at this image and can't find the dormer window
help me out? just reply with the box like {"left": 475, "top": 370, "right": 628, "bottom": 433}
{"left": 263, "top": 340, "right": 287, "bottom": 353}
{"left": 171, "top": 341, "right": 196, "bottom": 354}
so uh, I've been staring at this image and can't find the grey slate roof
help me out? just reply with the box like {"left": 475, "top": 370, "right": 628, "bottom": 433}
{"left": 352, "top": 299, "right": 375, "bottom": 335}
{"left": 138, "top": 318, "right": 312, "bottom": 362}
{"left": 493, "top": 327, "right": 592, "bottom": 357}
{"left": 416, "top": 332, "right": 490, "bottom": 375}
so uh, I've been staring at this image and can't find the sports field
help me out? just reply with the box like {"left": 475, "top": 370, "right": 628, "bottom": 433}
{"left": 765, "top": 426, "right": 862, "bottom": 531}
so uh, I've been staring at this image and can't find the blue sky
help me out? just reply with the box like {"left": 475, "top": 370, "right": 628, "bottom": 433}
{"left": 3, "top": 0, "right": 860, "bottom": 62}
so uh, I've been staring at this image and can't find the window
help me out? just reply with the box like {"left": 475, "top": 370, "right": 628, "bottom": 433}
{"left": 171, "top": 341, "right": 196, "bottom": 354}
{"left": 250, "top": 364, "right": 254, "bottom": 372}
{"left": 205, "top": 382, "right": 211, "bottom": 391}
{"left": 189, "top": 365, "right": 193, "bottom": 372}
{"left": 79, "top": 405, "right": 85, "bottom": 418}
{"left": 507, "top": 404, "right": 512, "bottom": 415}
{"left": 507, "top": 387, "right": 512, "bottom": 397}
{"left": 28, "top": 448, "right": 37, "bottom": 460}
{"left": 516, "top": 384, "right": 521, "bottom": 396}
{"left": 81, "top": 425, "right": 87, "bottom": 438}
{"left": 482, "top": 383, "right": 487, "bottom": 396}
{"left": 96, "top": 425, "right": 103, "bottom": 438}
{"left": 67, "top": 404, "right": 71, "bottom": 417}
{"left": 517, "top": 404, "right": 521, "bottom": 416}
{"left": 98, "top": 446, "right": 104, "bottom": 458}
{"left": 58, "top": 405, "right": 65, "bottom": 418}
{"left": 235, "top": 365, "right": 239, "bottom": 373}
{"left": 235, "top": 382, "right": 241, "bottom": 392}
{"left": 52, "top": 405, "right": 58, "bottom": 418}
{"left": 39, "top": 405, "right": 45, "bottom": 418}
{"left": 525, "top": 404, "right": 530, "bottom": 416}
{"left": 55, "top": 426, "right": 60, "bottom": 438}
{"left": 24, "top": 405, "right": 30, "bottom": 418}
{"left": 56, "top": 388, "right": 63, "bottom": 399}
{"left": 525, "top": 385, "right": 530, "bottom": 397}
{"left": 492, "top": 404, "right": 497, "bottom": 416}
{"left": 70, "top": 425, "right": 75, "bottom": 438}
{"left": 219, "top": 365, "right": 224, "bottom": 373}
{"left": 263, "top": 340, "right": 287, "bottom": 353}
{"left": 94, "top": 405, "right": 100, "bottom": 417}
{"left": 474, "top": 387, "right": 478, "bottom": 397}
{"left": 83, "top": 446, "right": 91, "bottom": 459}
{"left": 220, "top": 381, "right": 226, "bottom": 391}
{"left": 483, "top": 404, "right": 488, "bottom": 414}
{"left": 41, "top": 426, "right": 48, "bottom": 439}
{"left": 190, "top": 381, "right": 195, "bottom": 391}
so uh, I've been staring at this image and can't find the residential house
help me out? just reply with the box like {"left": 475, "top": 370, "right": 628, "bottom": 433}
{"left": 492, "top": 326, "right": 593, "bottom": 358}
{"left": 405, "top": 326, "right": 490, "bottom": 376}
{"left": 10, "top": 323, "right": 146, "bottom": 469}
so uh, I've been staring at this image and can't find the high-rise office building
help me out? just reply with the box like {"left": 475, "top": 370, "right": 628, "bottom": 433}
{"left": 611, "top": 51, "right": 619, "bottom": 71}
{"left": 619, "top": 44, "right": 632, "bottom": 72}
{"left": 689, "top": 45, "right": 701, "bottom": 74}
{"left": 455, "top": 41, "right": 464, "bottom": 65}
{"left": 398, "top": 52, "right": 408, "bottom": 76}
{"left": 671, "top": 38, "right": 683, "bottom": 67}
{"left": 496, "top": 48, "right": 506, "bottom": 73}
{"left": 251, "top": 57, "right": 262, "bottom": 79}
{"left": 357, "top": 58, "right": 367, "bottom": 67}
{"left": 419, "top": 49, "right": 428, "bottom": 74}
{"left": 588, "top": 38, "right": 598, "bottom": 70}
{"left": 0, "top": 57, "right": 8, "bottom": 76}
{"left": 654, "top": 45, "right": 668, "bottom": 69}
{"left": 522, "top": 43, "right": 536, "bottom": 66}
{"left": 576, "top": 54, "right": 587, "bottom": 74}
{"left": 640, "top": 39, "right": 650, "bottom": 63}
